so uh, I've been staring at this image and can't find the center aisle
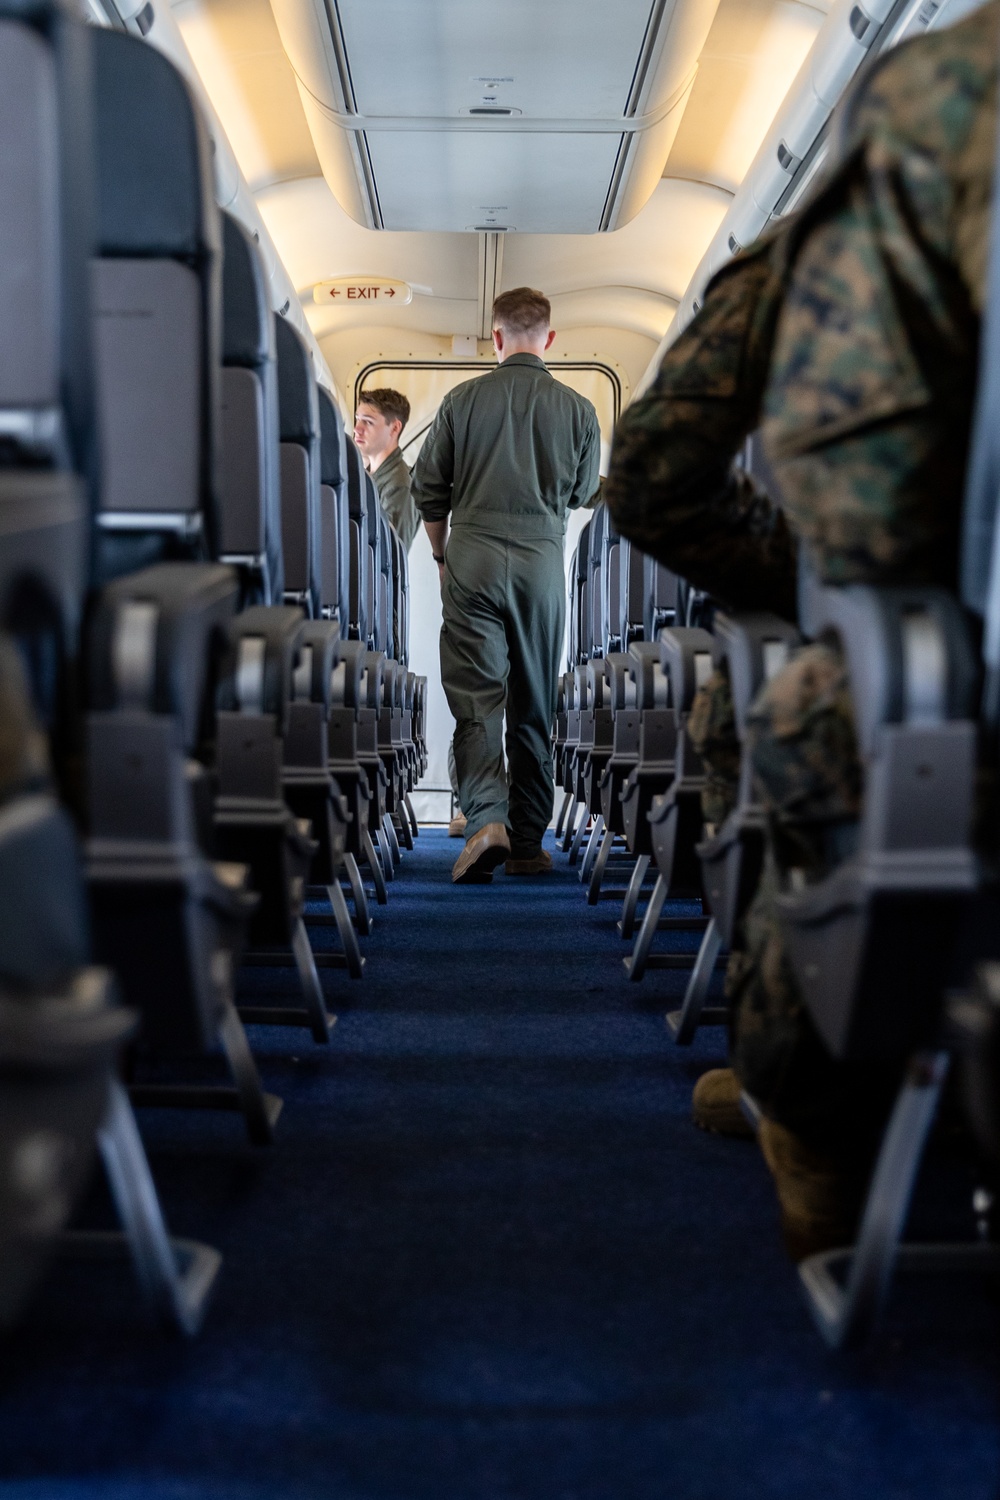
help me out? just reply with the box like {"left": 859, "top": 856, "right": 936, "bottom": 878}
{"left": 1, "top": 830, "right": 997, "bottom": 1498}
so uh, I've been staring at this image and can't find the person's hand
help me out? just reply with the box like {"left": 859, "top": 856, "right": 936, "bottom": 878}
{"left": 437, "top": 560, "right": 445, "bottom": 589}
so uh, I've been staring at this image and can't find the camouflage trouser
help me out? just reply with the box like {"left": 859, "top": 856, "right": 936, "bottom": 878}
{"left": 709, "top": 641, "right": 899, "bottom": 1153}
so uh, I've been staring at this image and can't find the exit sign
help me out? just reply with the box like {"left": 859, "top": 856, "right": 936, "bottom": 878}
{"left": 313, "top": 278, "right": 412, "bottom": 306}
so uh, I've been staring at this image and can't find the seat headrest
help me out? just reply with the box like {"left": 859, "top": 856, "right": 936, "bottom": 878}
{"left": 93, "top": 28, "right": 217, "bottom": 261}
{"left": 275, "top": 316, "right": 318, "bottom": 444}
{"left": 318, "top": 388, "right": 346, "bottom": 487}
{"left": 222, "top": 213, "right": 273, "bottom": 367}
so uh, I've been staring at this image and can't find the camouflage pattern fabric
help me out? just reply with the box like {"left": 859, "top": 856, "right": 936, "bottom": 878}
{"left": 723, "top": 641, "right": 899, "bottom": 1150}
{"left": 602, "top": 248, "right": 798, "bottom": 621}
{"left": 762, "top": 0, "right": 998, "bottom": 589}
{"left": 687, "top": 663, "right": 741, "bottom": 828}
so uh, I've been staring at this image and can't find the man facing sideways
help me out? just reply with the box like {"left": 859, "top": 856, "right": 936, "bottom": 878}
{"left": 411, "top": 287, "right": 601, "bottom": 884}
{"left": 354, "top": 387, "right": 420, "bottom": 551}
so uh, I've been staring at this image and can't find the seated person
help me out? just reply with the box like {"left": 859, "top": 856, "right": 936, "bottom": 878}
{"left": 354, "top": 387, "right": 420, "bottom": 550}
{"left": 604, "top": 0, "right": 998, "bottom": 1259}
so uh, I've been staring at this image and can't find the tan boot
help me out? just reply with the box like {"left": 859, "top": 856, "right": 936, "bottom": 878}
{"left": 504, "top": 849, "right": 553, "bottom": 876}
{"left": 451, "top": 822, "right": 511, "bottom": 883}
{"left": 448, "top": 811, "right": 467, "bottom": 838}
{"left": 692, "top": 1068, "right": 755, "bottom": 1138}
{"left": 758, "top": 1118, "right": 867, "bottom": 1262}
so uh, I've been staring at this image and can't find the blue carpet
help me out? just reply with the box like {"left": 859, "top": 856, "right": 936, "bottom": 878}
{"left": 0, "top": 829, "right": 997, "bottom": 1499}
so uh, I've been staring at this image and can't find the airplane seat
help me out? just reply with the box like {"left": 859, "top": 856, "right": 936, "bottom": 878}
{"left": 0, "top": 0, "right": 93, "bottom": 744}
{"left": 89, "top": 28, "right": 220, "bottom": 586}
{"left": 345, "top": 440, "right": 373, "bottom": 643}
{"left": 274, "top": 316, "right": 322, "bottom": 618}
{"left": 219, "top": 213, "right": 283, "bottom": 606}
{"left": 0, "top": 632, "right": 136, "bottom": 1331}
{"left": 622, "top": 628, "right": 714, "bottom": 981}
{"left": 664, "top": 610, "right": 802, "bottom": 1045}
{"left": 619, "top": 539, "right": 647, "bottom": 648}
{"left": 0, "top": 9, "right": 225, "bottom": 1330}
{"left": 318, "top": 388, "right": 351, "bottom": 635}
{"left": 212, "top": 603, "right": 342, "bottom": 1032}
{"left": 643, "top": 557, "right": 680, "bottom": 642}
{"left": 768, "top": 584, "right": 986, "bottom": 1347}
{"left": 364, "top": 471, "right": 384, "bottom": 652}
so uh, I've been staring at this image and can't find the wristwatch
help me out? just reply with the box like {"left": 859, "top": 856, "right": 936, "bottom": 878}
{"left": 432, "top": 553, "right": 446, "bottom": 565}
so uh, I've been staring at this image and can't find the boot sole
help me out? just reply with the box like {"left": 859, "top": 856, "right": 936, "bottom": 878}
{"left": 452, "top": 841, "right": 511, "bottom": 883}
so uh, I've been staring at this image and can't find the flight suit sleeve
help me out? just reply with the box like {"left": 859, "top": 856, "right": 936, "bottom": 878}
{"left": 377, "top": 459, "right": 420, "bottom": 551}
{"left": 603, "top": 245, "right": 798, "bottom": 620}
{"left": 411, "top": 397, "right": 456, "bottom": 522}
{"left": 567, "top": 405, "right": 602, "bottom": 511}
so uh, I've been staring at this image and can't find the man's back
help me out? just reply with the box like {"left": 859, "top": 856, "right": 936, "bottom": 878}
{"left": 414, "top": 354, "right": 600, "bottom": 536}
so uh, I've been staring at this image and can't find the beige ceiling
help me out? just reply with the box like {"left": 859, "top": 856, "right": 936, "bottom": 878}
{"left": 173, "top": 0, "right": 827, "bottom": 365}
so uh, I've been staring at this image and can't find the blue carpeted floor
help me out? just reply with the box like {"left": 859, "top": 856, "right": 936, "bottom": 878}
{"left": 0, "top": 829, "right": 998, "bottom": 1499}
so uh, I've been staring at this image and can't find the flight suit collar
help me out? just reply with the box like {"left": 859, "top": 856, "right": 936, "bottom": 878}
{"left": 498, "top": 353, "right": 550, "bottom": 372}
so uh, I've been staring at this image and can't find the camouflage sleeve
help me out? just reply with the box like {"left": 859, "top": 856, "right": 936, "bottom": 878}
{"left": 603, "top": 245, "right": 798, "bottom": 620}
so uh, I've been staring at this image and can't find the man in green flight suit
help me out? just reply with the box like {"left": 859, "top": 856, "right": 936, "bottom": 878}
{"left": 354, "top": 387, "right": 420, "bottom": 551}
{"left": 412, "top": 287, "right": 601, "bottom": 883}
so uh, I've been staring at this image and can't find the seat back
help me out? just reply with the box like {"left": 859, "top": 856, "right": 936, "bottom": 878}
{"left": 275, "top": 317, "right": 321, "bottom": 618}
{"left": 90, "top": 28, "right": 220, "bottom": 583}
{"left": 318, "top": 388, "right": 350, "bottom": 635}
{"left": 345, "top": 439, "right": 372, "bottom": 642}
{"left": 218, "top": 213, "right": 283, "bottom": 605}
{"left": 643, "top": 557, "right": 680, "bottom": 640}
{"left": 0, "top": 1, "right": 93, "bottom": 729}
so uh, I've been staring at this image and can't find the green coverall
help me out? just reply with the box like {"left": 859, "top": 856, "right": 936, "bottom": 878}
{"left": 412, "top": 354, "right": 601, "bottom": 857}
{"left": 372, "top": 445, "right": 420, "bottom": 552}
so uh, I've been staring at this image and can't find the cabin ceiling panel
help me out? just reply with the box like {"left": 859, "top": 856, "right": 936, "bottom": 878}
{"left": 364, "top": 130, "right": 624, "bottom": 235}
{"left": 173, "top": 0, "right": 319, "bottom": 190}
{"left": 502, "top": 177, "right": 730, "bottom": 304}
{"left": 269, "top": 0, "right": 723, "bottom": 231}
{"left": 664, "top": 0, "right": 826, "bottom": 192}
{"left": 335, "top": 0, "right": 665, "bottom": 120}
{"left": 255, "top": 177, "right": 477, "bottom": 301}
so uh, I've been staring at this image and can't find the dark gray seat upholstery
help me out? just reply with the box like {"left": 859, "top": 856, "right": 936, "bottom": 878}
{"left": 219, "top": 213, "right": 283, "bottom": 605}
{"left": 275, "top": 317, "right": 322, "bottom": 618}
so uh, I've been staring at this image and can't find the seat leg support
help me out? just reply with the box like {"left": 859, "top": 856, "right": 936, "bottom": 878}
{"left": 666, "top": 917, "right": 724, "bottom": 1043}
{"left": 619, "top": 855, "right": 651, "bottom": 938}
{"left": 326, "top": 881, "right": 364, "bottom": 979}
{"left": 624, "top": 873, "right": 668, "bottom": 981}
{"left": 404, "top": 793, "right": 420, "bottom": 838}
{"left": 555, "top": 790, "right": 572, "bottom": 840}
{"left": 797, "top": 1050, "right": 988, "bottom": 1350}
{"left": 560, "top": 800, "right": 579, "bottom": 854}
{"left": 93, "top": 1081, "right": 222, "bottom": 1335}
{"left": 579, "top": 815, "right": 605, "bottom": 881}
{"left": 363, "top": 828, "right": 389, "bottom": 905}
{"left": 384, "top": 814, "right": 402, "bottom": 866}
{"left": 343, "top": 851, "right": 372, "bottom": 934}
{"left": 218, "top": 997, "right": 284, "bottom": 1144}
{"left": 290, "top": 916, "right": 338, "bottom": 1036}
{"left": 587, "top": 825, "right": 616, "bottom": 904}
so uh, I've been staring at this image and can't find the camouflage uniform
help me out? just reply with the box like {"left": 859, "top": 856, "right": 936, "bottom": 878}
{"left": 606, "top": 0, "right": 999, "bottom": 1147}
{"left": 687, "top": 663, "right": 740, "bottom": 830}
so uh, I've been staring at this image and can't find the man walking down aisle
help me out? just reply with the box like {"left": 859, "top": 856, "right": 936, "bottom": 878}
{"left": 412, "top": 288, "right": 601, "bottom": 884}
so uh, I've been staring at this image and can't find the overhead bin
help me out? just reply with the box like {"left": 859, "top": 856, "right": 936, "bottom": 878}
{"left": 268, "top": 0, "right": 722, "bottom": 233}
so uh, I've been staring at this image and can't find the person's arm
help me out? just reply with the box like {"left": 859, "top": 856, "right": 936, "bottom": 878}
{"left": 411, "top": 399, "right": 456, "bottom": 586}
{"left": 603, "top": 242, "right": 798, "bottom": 620}
{"left": 568, "top": 407, "right": 601, "bottom": 511}
{"left": 424, "top": 518, "right": 449, "bottom": 586}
